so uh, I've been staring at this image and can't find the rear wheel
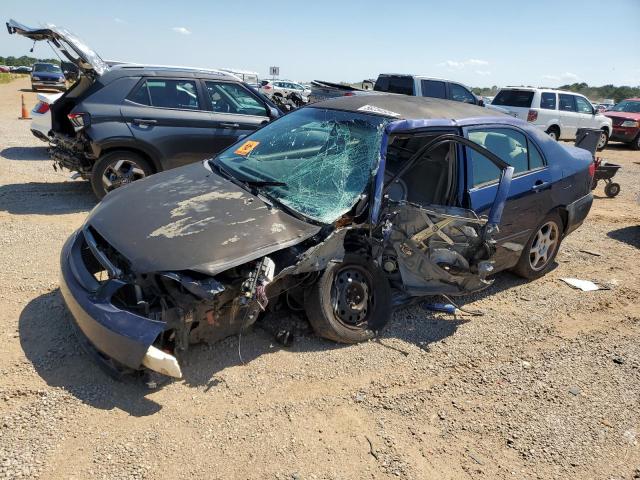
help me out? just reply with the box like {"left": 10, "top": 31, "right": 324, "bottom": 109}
{"left": 630, "top": 133, "right": 640, "bottom": 151}
{"left": 546, "top": 126, "right": 560, "bottom": 141}
{"left": 305, "top": 255, "right": 392, "bottom": 344}
{"left": 91, "top": 151, "right": 153, "bottom": 199}
{"left": 513, "top": 212, "right": 563, "bottom": 280}
{"left": 596, "top": 129, "right": 609, "bottom": 151}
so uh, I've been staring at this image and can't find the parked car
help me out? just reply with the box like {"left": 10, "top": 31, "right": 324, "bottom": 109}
{"left": 7, "top": 19, "right": 281, "bottom": 199}
{"left": 30, "top": 91, "right": 63, "bottom": 141}
{"left": 0, "top": 65, "right": 10, "bottom": 73}
{"left": 57, "top": 94, "right": 594, "bottom": 379}
{"left": 219, "top": 68, "right": 259, "bottom": 88}
{"left": 604, "top": 98, "right": 640, "bottom": 150}
{"left": 30, "top": 62, "right": 66, "bottom": 91}
{"left": 373, "top": 74, "right": 483, "bottom": 106}
{"left": 487, "top": 87, "right": 612, "bottom": 150}
{"left": 307, "top": 79, "right": 369, "bottom": 103}
{"left": 10, "top": 65, "right": 32, "bottom": 73}
{"left": 260, "top": 80, "right": 311, "bottom": 100}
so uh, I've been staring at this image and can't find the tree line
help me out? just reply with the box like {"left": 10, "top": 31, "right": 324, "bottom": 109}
{"left": 0, "top": 55, "right": 60, "bottom": 67}
{"left": 472, "top": 83, "right": 640, "bottom": 103}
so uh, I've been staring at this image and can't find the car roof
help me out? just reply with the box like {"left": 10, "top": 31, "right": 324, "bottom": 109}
{"left": 499, "top": 86, "right": 589, "bottom": 96}
{"left": 310, "top": 94, "right": 508, "bottom": 121}
{"left": 105, "top": 64, "right": 237, "bottom": 80}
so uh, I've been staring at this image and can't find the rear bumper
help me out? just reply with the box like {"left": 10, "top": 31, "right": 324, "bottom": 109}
{"left": 565, "top": 192, "right": 593, "bottom": 236}
{"left": 59, "top": 230, "right": 166, "bottom": 371}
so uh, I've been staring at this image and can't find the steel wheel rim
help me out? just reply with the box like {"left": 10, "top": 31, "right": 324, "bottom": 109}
{"left": 102, "top": 159, "right": 146, "bottom": 192}
{"left": 597, "top": 132, "right": 607, "bottom": 149}
{"left": 529, "top": 221, "right": 559, "bottom": 271}
{"left": 331, "top": 265, "right": 374, "bottom": 327}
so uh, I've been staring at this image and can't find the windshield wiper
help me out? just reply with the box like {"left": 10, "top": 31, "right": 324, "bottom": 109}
{"left": 242, "top": 180, "right": 287, "bottom": 187}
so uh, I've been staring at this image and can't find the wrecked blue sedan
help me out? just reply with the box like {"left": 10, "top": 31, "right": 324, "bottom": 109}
{"left": 59, "top": 95, "right": 594, "bottom": 379}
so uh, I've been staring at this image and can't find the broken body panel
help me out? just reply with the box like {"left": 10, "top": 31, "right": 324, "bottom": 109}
{"left": 58, "top": 97, "right": 593, "bottom": 379}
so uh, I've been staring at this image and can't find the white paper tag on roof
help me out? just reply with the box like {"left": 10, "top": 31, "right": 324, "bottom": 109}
{"left": 357, "top": 104, "right": 401, "bottom": 117}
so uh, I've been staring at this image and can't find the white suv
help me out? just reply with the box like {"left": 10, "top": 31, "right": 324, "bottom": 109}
{"left": 260, "top": 80, "right": 311, "bottom": 100}
{"left": 488, "top": 87, "right": 612, "bottom": 150}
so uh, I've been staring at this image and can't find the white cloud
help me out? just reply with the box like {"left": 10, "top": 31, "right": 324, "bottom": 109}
{"left": 475, "top": 70, "right": 492, "bottom": 76}
{"left": 542, "top": 72, "right": 579, "bottom": 82}
{"left": 114, "top": 17, "right": 126, "bottom": 24}
{"left": 171, "top": 27, "right": 191, "bottom": 35}
{"left": 438, "top": 59, "right": 490, "bottom": 70}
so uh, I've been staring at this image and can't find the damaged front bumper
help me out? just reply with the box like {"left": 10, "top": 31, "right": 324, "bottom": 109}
{"left": 59, "top": 231, "right": 177, "bottom": 376}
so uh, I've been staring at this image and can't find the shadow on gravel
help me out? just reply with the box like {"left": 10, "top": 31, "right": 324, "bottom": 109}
{"left": 19, "top": 290, "right": 162, "bottom": 416}
{"left": 1, "top": 146, "right": 49, "bottom": 161}
{"left": 607, "top": 225, "right": 640, "bottom": 248}
{"left": 0, "top": 181, "right": 95, "bottom": 215}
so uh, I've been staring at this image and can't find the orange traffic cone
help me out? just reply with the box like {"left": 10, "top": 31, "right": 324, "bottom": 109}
{"left": 19, "top": 94, "right": 31, "bottom": 120}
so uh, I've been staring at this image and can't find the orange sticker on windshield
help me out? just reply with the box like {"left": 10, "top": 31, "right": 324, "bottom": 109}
{"left": 234, "top": 140, "right": 260, "bottom": 156}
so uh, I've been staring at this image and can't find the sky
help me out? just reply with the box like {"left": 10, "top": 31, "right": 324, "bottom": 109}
{"left": 1, "top": 0, "right": 639, "bottom": 87}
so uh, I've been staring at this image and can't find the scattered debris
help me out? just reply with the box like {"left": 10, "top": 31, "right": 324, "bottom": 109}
{"left": 579, "top": 249, "right": 602, "bottom": 256}
{"left": 365, "top": 436, "right": 379, "bottom": 460}
{"left": 560, "top": 278, "right": 602, "bottom": 292}
{"left": 569, "top": 387, "right": 581, "bottom": 396}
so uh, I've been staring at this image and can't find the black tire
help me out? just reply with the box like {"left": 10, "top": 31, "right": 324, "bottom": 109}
{"left": 604, "top": 182, "right": 620, "bottom": 198}
{"left": 596, "top": 129, "right": 609, "bottom": 151}
{"left": 91, "top": 150, "right": 153, "bottom": 200}
{"left": 31, "top": 86, "right": 37, "bottom": 92}
{"left": 546, "top": 126, "right": 560, "bottom": 141}
{"left": 304, "top": 255, "right": 392, "bottom": 344}
{"left": 630, "top": 133, "right": 640, "bottom": 151}
{"left": 512, "top": 212, "right": 563, "bottom": 280}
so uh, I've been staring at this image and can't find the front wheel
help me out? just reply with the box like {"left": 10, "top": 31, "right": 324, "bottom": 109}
{"left": 604, "top": 182, "right": 620, "bottom": 198}
{"left": 91, "top": 151, "right": 153, "bottom": 199}
{"left": 304, "top": 255, "right": 392, "bottom": 344}
{"left": 596, "top": 129, "right": 609, "bottom": 151}
{"left": 512, "top": 212, "right": 563, "bottom": 280}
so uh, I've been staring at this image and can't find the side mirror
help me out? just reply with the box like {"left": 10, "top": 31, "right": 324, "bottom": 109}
{"left": 268, "top": 106, "right": 280, "bottom": 118}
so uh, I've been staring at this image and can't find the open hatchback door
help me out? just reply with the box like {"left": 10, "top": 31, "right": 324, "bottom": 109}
{"left": 6, "top": 19, "right": 108, "bottom": 76}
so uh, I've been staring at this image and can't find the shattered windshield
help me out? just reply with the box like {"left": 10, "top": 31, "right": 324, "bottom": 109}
{"left": 216, "top": 108, "right": 388, "bottom": 224}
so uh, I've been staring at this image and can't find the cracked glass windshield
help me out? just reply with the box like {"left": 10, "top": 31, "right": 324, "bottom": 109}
{"left": 215, "top": 108, "right": 387, "bottom": 223}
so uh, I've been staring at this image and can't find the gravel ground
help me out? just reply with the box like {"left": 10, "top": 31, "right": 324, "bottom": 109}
{"left": 0, "top": 76, "right": 639, "bottom": 480}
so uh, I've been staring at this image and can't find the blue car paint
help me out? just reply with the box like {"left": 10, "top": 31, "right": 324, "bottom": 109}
{"left": 59, "top": 231, "right": 166, "bottom": 370}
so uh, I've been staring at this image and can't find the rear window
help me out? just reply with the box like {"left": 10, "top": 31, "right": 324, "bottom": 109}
{"left": 492, "top": 89, "right": 534, "bottom": 108}
{"left": 421, "top": 79, "right": 446, "bottom": 99}
{"left": 540, "top": 92, "right": 556, "bottom": 110}
{"left": 374, "top": 76, "right": 414, "bottom": 95}
{"left": 128, "top": 79, "right": 201, "bottom": 110}
{"left": 33, "top": 63, "right": 62, "bottom": 73}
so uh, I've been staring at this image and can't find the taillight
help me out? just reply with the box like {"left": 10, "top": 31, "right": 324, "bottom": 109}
{"left": 67, "top": 112, "right": 90, "bottom": 131}
{"left": 34, "top": 101, "right": 50, "bottom": 114}
{"left": 343, "top": 92, "right": 355, "bottom": 97}
{"left": 263, "top": 84, "right": 272, "bottom": 90}
{"left": 527, "top": 109, "right": 538, "bottom": 122}
{"left": 588, "top": 161, "right": 596, "bottom": 178}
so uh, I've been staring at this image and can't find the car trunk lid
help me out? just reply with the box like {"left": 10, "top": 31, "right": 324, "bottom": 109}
{"left": 6, "top": 19, "right": 108, "bottom": 76}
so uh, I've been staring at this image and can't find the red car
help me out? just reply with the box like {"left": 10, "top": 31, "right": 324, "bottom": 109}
{"left": 604, "top": 98, "right": 640, "bottom": 150}
{"left": 0, "top": 65, "right": 11, "bottom": 73}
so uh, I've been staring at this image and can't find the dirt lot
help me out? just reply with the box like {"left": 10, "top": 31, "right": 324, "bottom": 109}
{"left": 0, "top": 76, "right": 638, "bottom": 480}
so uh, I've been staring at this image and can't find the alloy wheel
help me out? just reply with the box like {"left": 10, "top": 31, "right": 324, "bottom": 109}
{"left": 102, "top": 159, "right": 147, "bottom": 192}
{"left": 529, "top": 221, "right": 559, "bottom": 271}
{"left": 597, "top": 131, "right": 607, "bottom": 150}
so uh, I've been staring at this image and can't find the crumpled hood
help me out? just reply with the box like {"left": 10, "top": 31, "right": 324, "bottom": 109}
{"left": 87, "top": 162, "right": 321, "bottom": 275}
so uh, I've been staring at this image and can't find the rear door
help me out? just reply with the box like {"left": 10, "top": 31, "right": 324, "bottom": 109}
{"left": 465, "top": 126, "right": 553, "bottom": 270}
{"left": 203, "top": 80, "right": 270, "bottom": 150}
{"left": 121, "top": 77, "right": 223, "bottom": 169}
{"left": 419, "top": 79, "right": 447, "bottom": 99}
{"left": 558, "top": 94, "right": 579, "bottom": 138}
